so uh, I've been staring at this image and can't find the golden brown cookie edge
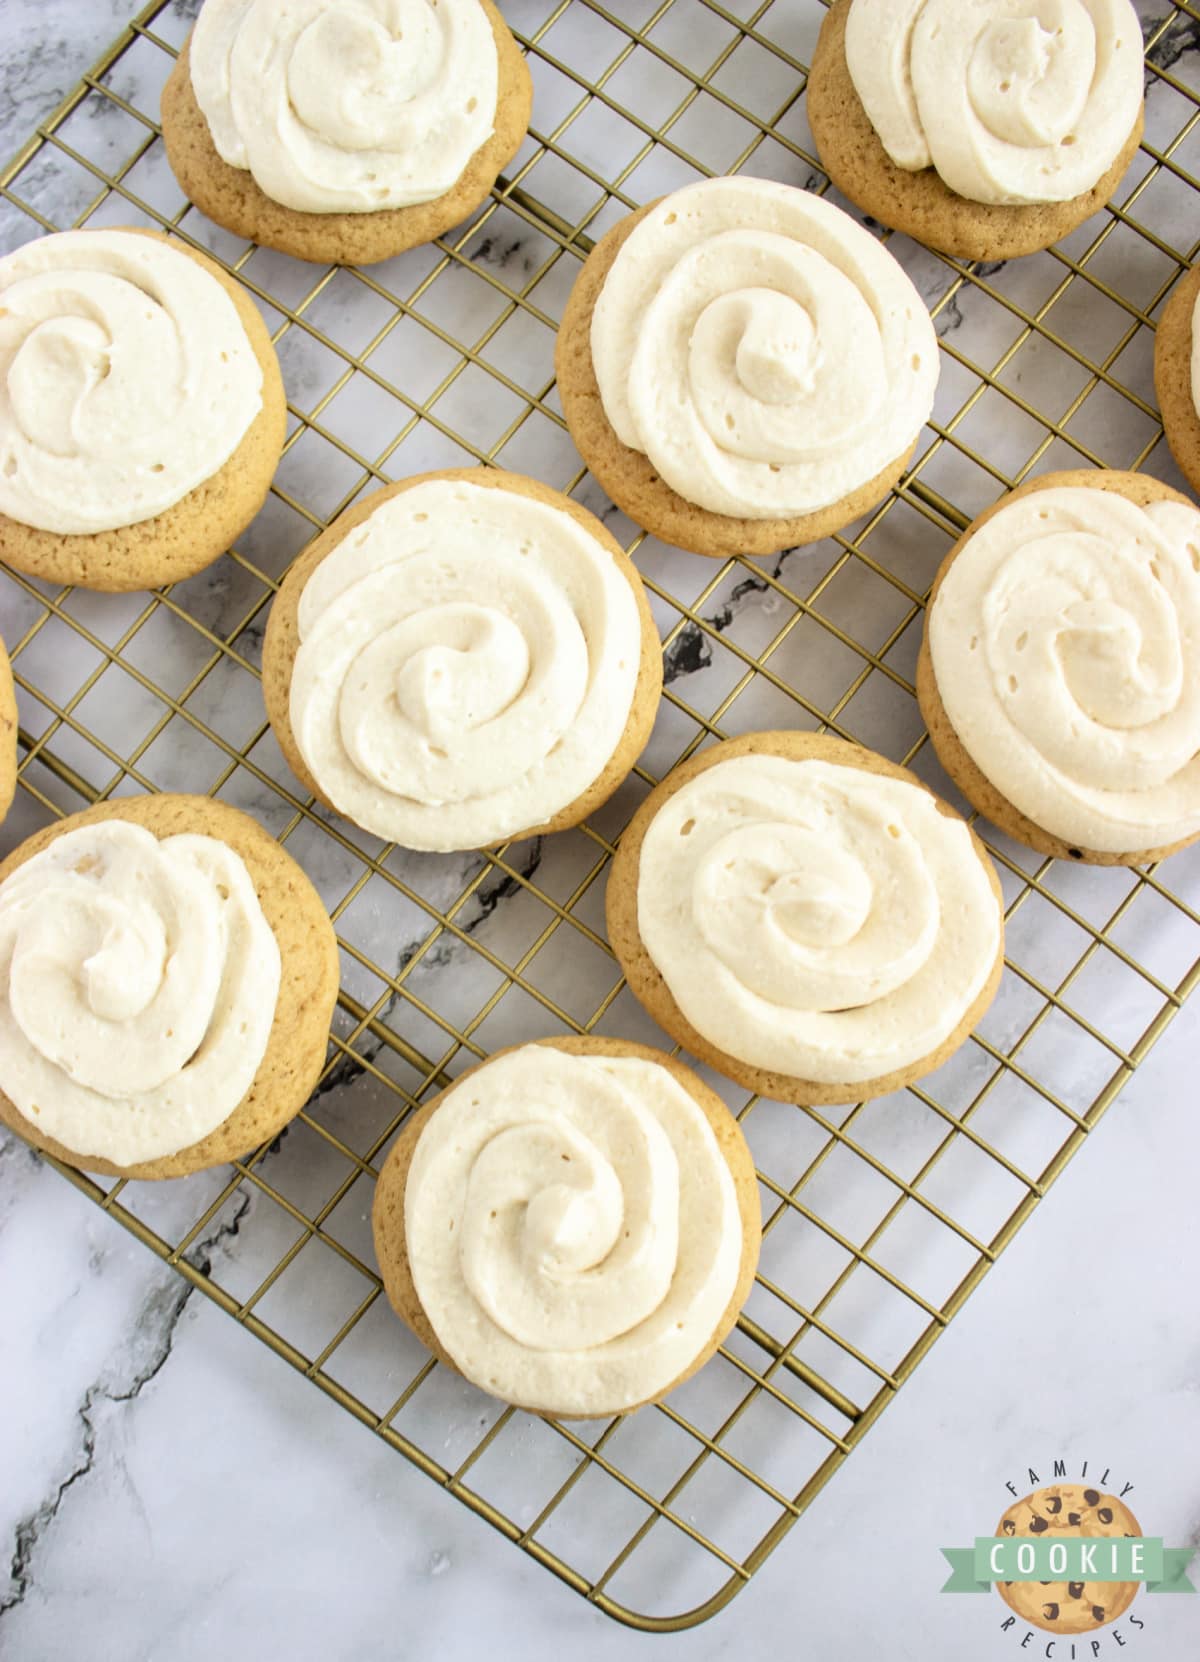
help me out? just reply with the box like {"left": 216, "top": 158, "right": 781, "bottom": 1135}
{"left": 0, "top": 792, "right": 339, "bottom": 1179}
{"left": 0, "top": 227, "right": 286, "bottom": 592}
{"left": 261, "top": 466, "right": 663, "bottom": 849}
{"left": 554, "top": 198, "right": 920, "bottom": 559}
{"left": 605, "top": 730, "right": 1005, "bottom": 1106}
{"left": 160, "top": 4, "right": 533, "bottom": 266}
{"left": 0, "top": 636, "right": 15, "bottom": 823}
{"left": 1154, "top": 264, "right": 1200, "bottom": 498}
{"left": 917, "top": 468, "right": 1200, "bottom": 867}
{"left": 371, "top": 1032, "right": 761, "bottom": 1419}
{"left": 807, "top": 0, "right": 1146, "bottom": 263}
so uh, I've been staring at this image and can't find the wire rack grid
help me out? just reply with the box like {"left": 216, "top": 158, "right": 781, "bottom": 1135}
{"left": 2, "top": 0, "right": 1200, "bottom": 1632}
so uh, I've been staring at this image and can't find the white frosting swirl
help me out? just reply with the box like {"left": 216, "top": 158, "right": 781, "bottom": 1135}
{"left": 636, "top": 754, "right": 1000, "bottom": 1087}
{"left": 190, "top": 0, "right": 499, "bottom": 215}
{"left": 0, "top": 230, "right": 263, "bottom": 536}
{"left": 844, "top": 0, "right": 1143, "bottom": 207}
{"left": 289, "top": 478, "right": 643, "bottom": 852}
{"left": 929, "top": 486, "right": 1200, "bottom": 853}
{"left": 1190, "top": 292, "right": 1200, "bottom": 420}
{"left": 404, "top": 1045, "right": 743, "bottom": 1415}
{"left": 0, "top": 820, "right": 282, "bottom": 1166}
{"left": 590, "top": 177, "right": 938, "bottom": 519}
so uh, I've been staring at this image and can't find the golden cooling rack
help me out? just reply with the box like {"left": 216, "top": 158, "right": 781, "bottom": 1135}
{"left": 3, "top": 0, "right": 1200, "bottom": 1631}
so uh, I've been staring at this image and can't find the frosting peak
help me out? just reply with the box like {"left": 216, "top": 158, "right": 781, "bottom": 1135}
{"left": 589, "top": 177, "right": 938, "bottom": 520}
{"left": 403, "top": 1044, "right": 743, "bottom": 1415}
{"left": 0, "top": 820, "right": 281, "bottom": 1165}
{"left": 0, "top": 231, "right": 263, "bottom": 535}
{"left": 636, "top": 753, "right": 1000, "bottom": 1089}
{"left": 288, "top": 478, "right": 644, "bottom": 852}
{"left": 844, "top": 0, "right": 1143, "bottom": 207}
{"left": 190, "top": 0, "right": 500, "bottom": 215}
{"left": 928, "top": 485, "right": 1200, "bottom": 852}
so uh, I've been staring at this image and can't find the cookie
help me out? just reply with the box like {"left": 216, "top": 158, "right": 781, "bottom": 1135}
{"left": 161, "top": 0, "right": 532, "bottom": 266}
{"left": 606, "top": 731, "right": 1004, "bottom": 1107}
{"left": 0, "top": 227, "right": 285, "bottom": 592}
{"left": 996, "top": 1484, "right": 1141, "bottom": 1635}
{"left": 555, "top": 175, "right": 938, "bottom": 558}
{"left": 0, "top": 636, "right": 15, "bottom": 824}
{"left": 808, "top": 0, "right": 1145, "bottom": 262}
{"left": 0, "top": 793, "right": 339, "bottom": 1180}
{"left": 262, "top": 467, "right": 662, "bottom": 853}
{"left": 372, "top": 1035, "right": 761, "bottom": 1418}
{"left": 1155, "top": 262, "right": 1200, "bottom": 498}
{"left": 918, "top": 469, "right": 1200, "bottom": 866}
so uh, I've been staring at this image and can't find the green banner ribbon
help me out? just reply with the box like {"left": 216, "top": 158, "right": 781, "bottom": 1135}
{"left": 940, "top": 1540, "right": 1196, "bottom": 1594}
{"left": 1149, "top": 1548, "right": 1199, "bottom": 1594}
{"left": 941, "top": 1547, "right": 988, "bottom": 1594}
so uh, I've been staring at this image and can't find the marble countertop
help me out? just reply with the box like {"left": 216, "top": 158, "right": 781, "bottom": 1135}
{"left": 1, "top": 4, "right": 1198, "bottom": 1659}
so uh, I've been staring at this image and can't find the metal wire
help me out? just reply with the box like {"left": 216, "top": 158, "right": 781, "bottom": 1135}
{"left": 2, "top": 0, "right": 1199, "bottom": 1630}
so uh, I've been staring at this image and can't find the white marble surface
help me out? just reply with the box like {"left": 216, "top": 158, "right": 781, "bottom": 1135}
{"left": 1, "top": 3, "right": 1199, "bottom": 1658}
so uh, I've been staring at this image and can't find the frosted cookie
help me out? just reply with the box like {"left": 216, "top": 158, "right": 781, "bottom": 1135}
{"left": 0, "top": 638, "right": 15, "bottom": 825}
{"left": 996, "top": 1485, "right": 1141, "bottom": 1634}
{"left": 262, "top": 468, "right": 662, "bottom": 852}
{"left": 0, "top": 228, "right": 284, "bottom": 592}
{"left": 607, "top": 732, "right": 1004, "bottom": 1106}
{"left": 1155, "top": 263, "right": 1200, "bottom": 498}
{"left": 0, "top": 794, "right": 339, "bottom": 1180}
{"left": 555, "top": 175, "right": 938, "bottom": 558}
{"left": 808, "top": 0, "right": 1146, "bottom": 262}
{"left": 372, "top": 1036, "right": 760, "bottom": 1418}
{"left": 918, "top": 470, "right": 1200, "bottom": 865}
{"left": 161, "top": 0, "right": 533, "bottom": 266}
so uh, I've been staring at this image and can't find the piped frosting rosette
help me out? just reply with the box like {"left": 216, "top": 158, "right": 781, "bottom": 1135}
{"left": 190, "top": 0, "right": 499, "bottom": 214}
{"left": 401, "top": 1044, "right": 744, "bottom": 1415}
{"left": 928, "top": 486, "right": 1200, "bottom": 853}
{"left": 588, "top": 177, "right": 938, "bottom": 520}
{"left": 635, "top": 752, "right": 1000, "bottom": 1086}
{"left": 0, "top": 230, "right": 263, "bottom": 535}
{"left": 0, "top": 820, "right": 281, "bottom": 1166}
{"left": 844, "top": 0, "right": 1143, "bottom": 206}
{"left": 287, "top": 477, "right": 644, "bottom": 851}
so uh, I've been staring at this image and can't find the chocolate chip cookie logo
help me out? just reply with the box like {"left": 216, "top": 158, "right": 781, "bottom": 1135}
{"left": 941, "top": 1464, "right": 1195, "bottom": 1652}
{"left": 994, "top": 1485, "right": 1142, "bottom": 1635}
